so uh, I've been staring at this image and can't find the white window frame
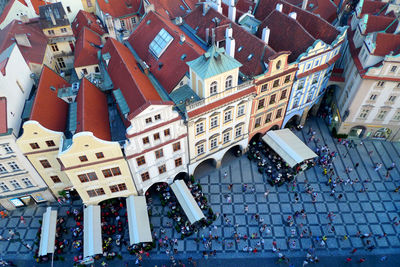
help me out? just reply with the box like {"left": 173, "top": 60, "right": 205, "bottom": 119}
{"left": 197, "top": 144, "right": 204, "bottom": 155}
{"left": 210, "top": 81, "right": 218, "bottom": 95}
{"left": 0, "top": 182, "right": 9, "bottom": 192}
{"left": 196, "top": 122, "right": 204, "bottom": 134}
{"left": 22, "top": 178, "right": 33, "bottom": 187}
{"left": 237, "top": 105, "right": 245, "bottom": 117}
{"left": 8, "top": 162, "right": 20, "bottom": 171}
{"left": 235, "top": 126, "right": 242, "bottom": 138}
{"left": 224, "top": 110, "right": 232, "bottom": 123}
{"left": 223, "top": 132, "right": 230, "bottom": 143}
{"left": 10, "top": 180, "right": 21, "bottom": 189}
{"left": 210, "top": 138, "right": 217, "bottom": 149}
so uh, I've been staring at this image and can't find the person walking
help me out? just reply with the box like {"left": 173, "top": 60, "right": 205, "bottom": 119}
{"left": 20, "top": 216, "right": 25, "bottom": 225}
{"left": 224, "top": 171, "right": 228, "bottom": 179}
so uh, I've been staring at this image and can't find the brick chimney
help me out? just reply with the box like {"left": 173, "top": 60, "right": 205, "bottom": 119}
{"left": 228, "top": 0, "right": 236, "bottom": 22}
{"left": 225, "top": 26, "right": 235, "bottom": 58}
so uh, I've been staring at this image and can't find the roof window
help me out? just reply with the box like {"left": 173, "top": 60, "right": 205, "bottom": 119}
{"left": 247, "top": 54, "right": 253, "bottom": 61}
{"left": 238, "top": 46, "right": 243, "bottom": 52}
{"left": 181, "top": 54, "right": 187, "bottom": 60}
{"left": 149, "top": 28, "right": 174, "bottom": 58}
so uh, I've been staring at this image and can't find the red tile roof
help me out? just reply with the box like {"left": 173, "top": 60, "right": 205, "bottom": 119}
{"left": 0, "top": 97, "right": 7, "bottom": 134}
{"left": 364, "top": 15, "right": 398, "bottom": 34}
{"left": 285, "top": 0, "right": 338, "bottom": 23}
{"left": 72, "top": 10, "right": 106, "bottom": 37}
{"left": 221, "top": 0, "right": 257, "bottom": 20}
{"left": 0, "top": 0, "right": 27, "bottom": 24}
{"left": 128, "top": 11, "right": 205, "bottom": 93}
{"left": 360, "top": 0, "right": 388, "bottom": 17}
{"left": 30, "top": 65, "right": 69, "bottom": 132}
{"left": 102, "top": 38, "right": 164, "bottom": 120}
{"left": 74, "top": 27, "right": 102, "bottom": 68}
{"left": 184, "top": 6, "right": 276, "bottom": 77}
{"left": 29, "top": 0, "right": 50, "bottom": 15}
{"left": 373, "top": 33, "right": 400, "bottom": 57}
{"left": 147, "top": 0, "right": 198, "bottom": 19}
{"left": 76, "top": 78, "right": 111, "bottom": 141}
{"left": 0, "top": 19, "right": 48, "bottom": 65}
{"left": 96, "top": 0, "right": 143, "bottom": 18}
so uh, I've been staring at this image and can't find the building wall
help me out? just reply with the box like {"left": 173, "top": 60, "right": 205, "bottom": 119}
{"left": 0, "top": 1, "right": 34, "bottom": 30}
{"left": 81, "top": 0, "right": 96, "bottom": 13}
{"left": 0, "top": 131, "right": 54, "bottom": 210}
{"left": 56, "top": 0, "right": 84, "bottom": 23}
{"left": 16, "top": 121, "right": 72, "bottom": 197}
{"left": 75, "top": 64, "right": 100, "bottom": 79}
{"left": 249, "top": 53, "right": 297, "bottom": 140}
{"left": 0, "top": 45, "right": 33, "bottom": 136}
{"left": 59, "top": 132, "right": 137, "bottom": 205}
{"left": 124, "top": 104, "right": 188, "bottom": 195}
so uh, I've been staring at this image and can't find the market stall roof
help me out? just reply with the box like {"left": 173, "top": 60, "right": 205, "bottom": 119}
{"left": 170, "top": 179, "right": 205, "bottom": 224}
{"left": 83, "top": 205, "right": 102, "bottom": 258}
{"left": 262, "top": 129, "right": 317, "bottom": 168}
{"left": 126, "top": 195, "right": 153, "bottom": 245}
{"left": 39, "top": 207, "right": 57, "bottom": 256}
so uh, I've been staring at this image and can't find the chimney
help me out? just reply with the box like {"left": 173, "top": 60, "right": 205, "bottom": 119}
{"left": 211, "top": 28, "right": 216, "bottom": 45}
{"left": 289, "top": 12, "right": 297, "bottom": 20}
{"left": 205, "top": 28, "right": 210, "bottom": 43}
{"left": 225, "top": 26, "right": 235, "bottom": 58}
{"left": 261, "top": 26, "right": 270, "bottom": 44}
{"left": 228, "top": 0, "right": 236, "bottom": 22}
{"left": 202, "top": 3, "right": 209, "bottom": 16}
{"left": 49, "top": 8, "right": 57, "bottom": 26}
{"left": 180, "top": 34, "right": 185, "bottom": 43}
{"left": 276, "top": 3, "right": 283, "bottom": 12}
{"left": 14, "top": 34, "right": 31, "bottom": 47}
{"left": 20, "top": 15, "right": 29, "bottom": 23}
{"left": 216, "top": 0, "right": 222, "bottom": 13}
{"left": 301, "top": 0, "right": 308, "bottom": 9}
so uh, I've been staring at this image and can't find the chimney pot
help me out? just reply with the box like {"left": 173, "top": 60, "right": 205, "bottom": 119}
{"left": 180, "top": 34, "right": 185, "bottom": 43}
{"left": 225, "top": 27, "right": 235, "bottom": 58}
{"left": 261, "top": 26, "right": 270, "bottom": 44}
{"left": 276, "top": 3, "right": 283, "bottom": 12}
{"left": 289, "top": 12, "right": 297, "bottom": 20}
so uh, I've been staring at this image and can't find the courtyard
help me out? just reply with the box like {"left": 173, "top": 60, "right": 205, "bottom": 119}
{"left": 0, "top": 118, "right": 400, "bottom": 266}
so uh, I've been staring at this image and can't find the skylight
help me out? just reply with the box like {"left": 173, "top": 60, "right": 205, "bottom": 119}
{"left": 149, "top": 28, "right": 174, "bottom": 58}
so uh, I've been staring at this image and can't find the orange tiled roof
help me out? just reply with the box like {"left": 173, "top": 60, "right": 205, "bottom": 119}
{"left": 74, "top": 27, "right": 102, "bottom": 68}
{"left": 30, "top": 65, "right": 69, "bottom": 132}
{"left": 72, "top": 10, "right": 106, "bottom": 37}
{"left": 97, "top": 0, "right": 143, "bottom": 18}
{"left": 76, "top": 78, "right": 111, "bottom": 141}
{"left": 146, "top": 0, "right": 198, "bottom": 19}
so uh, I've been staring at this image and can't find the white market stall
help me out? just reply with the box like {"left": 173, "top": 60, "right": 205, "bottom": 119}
{"left": 83, "top": 205, "right": 102, "bottom": 258}
{"left": 126, "top": 195, "right": 153, "bottom": 245}
{"left": 38, "top": 207, "right": 57, "bottom": 256}
{"left": 262, "top": 129, "right": 317, "bottom": 168}
{"left": 170, "top": 179, "right": 205, "bottom": 224}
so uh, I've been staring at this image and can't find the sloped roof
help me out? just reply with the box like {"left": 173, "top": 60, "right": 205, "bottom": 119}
{"left": 72, "top": 10, "right": 106, "bottom": 37}
{"left": 0, "top": 97, "right": 7, "bottom": 134}
{"left": 187, "top": 45, "right": 242, "bottom": 79}
{"left": 0, "top": 0, "right": 27, "bottom": 24}
{"left": 30, "top": 65, "right": 69, "bottom": 132}
{"left": 360, "top": 0, "right": 388, "bottom": 16}
{"left": 373, "top": 33, "right": 400, "bottom": 56}
{"left": 74, "top": 27, "right": 101, "bottom": 68}
{"left": 0, "top": 43, "right": 15, "bottom": 76}
{"left": 147, "top": 0, "right": 198, "bottom": 19}
{"left": 285, "top": 0, "right": 338, "bottom": 23}
{"left": 76, "top": 78, "right": 111, "bottom": 141}
{"left": 184, "top": 6, "right": 276, "bottom": 77}
{"left": 30, "top": 0, "right": 51, "bottom": 15}
{"left": 0, "top": 19, "right": 47, "bottom": 65}
{"left": 38, "top": 2, "right": 69, "bottom": 29}
{"left": 97, "top": 0, "right": 143, "bottom": 18}
{"left": 364, "top": 15, "right": 398, "bottom": 34}
{"left": 128, "top": 11, "right": 205, "bottom": 93}
{"left": 102, "top": 38, "right": 163, "bottom": 119}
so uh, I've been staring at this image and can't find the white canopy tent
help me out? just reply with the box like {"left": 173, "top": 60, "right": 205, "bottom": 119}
{"left": 262, "top": 129, "right": 318, "bottom": 168}
{"left": 170, "top": 179, "right": 205, "bottom": 224}
{"left": 38, "top": 207, "right": 57, "bottom": 256}
{"left": 126, "top": 195, "right": 153, "bottom": 245}
{"left": 83, "top": 205, "right": 102, "bottom": 258}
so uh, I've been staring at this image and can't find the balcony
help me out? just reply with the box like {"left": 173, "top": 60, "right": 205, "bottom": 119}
{"left": 53, "top": 51, "right": 74, "bottom": 58}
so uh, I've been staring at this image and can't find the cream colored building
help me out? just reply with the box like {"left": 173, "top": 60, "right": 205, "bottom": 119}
{"left": 185, "top": 46, "right": 255, "bottom": 174}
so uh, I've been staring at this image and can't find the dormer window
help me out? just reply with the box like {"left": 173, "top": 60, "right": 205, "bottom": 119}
{"left": 210, "top": 81, "right": 217, "bottom": 95}
{"left": 225, "top": 76, "right": 233, "bottom": 90}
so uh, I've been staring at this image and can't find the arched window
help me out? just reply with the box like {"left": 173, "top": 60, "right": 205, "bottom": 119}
{"left": 276, "top": 60, "right": 281, "bottom": 69}
{"left": 225, "top": 75, "right": 233, "bottom": 90}
{"left": 210, "top": 81, "right": 218, "bottom": 95}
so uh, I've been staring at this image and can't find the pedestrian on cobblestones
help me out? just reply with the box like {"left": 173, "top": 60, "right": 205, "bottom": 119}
{"left": 224, "top": 171, "right": 228, "bottom": 179}
{"left": 374, "top": 163, "right": 382, "bottom": 171}
{"left": 345, "top": 257, "right": 352, "bottom": 263}
{"left": 244, "top": 205, "right": 248, "bottom": 213}
{"left": 20, "top": 216, "right": 25, "bottom": 225}
{"left": 359, "top": 258, "right": 366, "bottom": 263}
{"left": 264, "top": 190, "right": 270, "bottom": 198}
{"left": 228, "top": 184, "right": 233, "bottom": 190}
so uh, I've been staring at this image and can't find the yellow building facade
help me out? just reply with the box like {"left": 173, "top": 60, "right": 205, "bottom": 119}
{"left": 58, "top": 132, "right": 137, "bottom": 205}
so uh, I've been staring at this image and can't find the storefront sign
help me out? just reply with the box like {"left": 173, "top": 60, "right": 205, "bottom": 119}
{"left": 9, "top": 198, "right": 24, "bottom": 207}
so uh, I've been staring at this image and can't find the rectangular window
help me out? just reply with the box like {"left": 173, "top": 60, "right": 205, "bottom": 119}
{"left": 237, "top": 105, "right": 245, "bottom": 117}
{"left": 196, "top": 122, "right": 204, "bottom": 135}
{"left": 265, "top": 113, "right": 272, "bottom": 123}
{"left": 388, "top": 95, "right": 397, "bottom": 102}
{"left": 257, "top": 99, "right": 265, "bottom": 110}
{"left": 87, "top": 190, "right": 96, "bottom": 197}
{"left": 95, "top": 152, "right": 104, "bottom": 159}
{"left": 47, "top": 30, "right": 55, "bottom": 35}
{"left": 377, "top": 81, "right": 385, "bottom": 87}
{"left": 391, "top": 66, "right": 397, "bottom": 72}
{"left": 284, "top": 75, "right": 291, "bottom": 83}
{"left": 273, "top": 79, "right": 280, "bottom": 88}
{"left": 66, "top": 6, "right": 71, "bottom": 13}
{"left": 0, "top": 164, "right": 7, "bottom": 173}
{"left": 280, "top": 90, "right": 287, "bottom": 100}
{"left": 120, "top": 19, "right": 125, "bottom": 29}
{"left": 153, "top": 133, "right": 160, "bottom": 140}
{"left": 276, "top": 108, "right": 283, "bottom": 119}
{"left": 210, "top": 138, "right": 217, "bottom": 149}
{"left": 51, "top": 44, "right": 59, "bottom": 52}
{"left": 131, "top": 17, "right": 136, "bottom": 24}
{"left": 210, "top": 116, "right": 218, "bottom": 128}
{"left": 269, "top": 94, "right": 276, "bottom": 104}
{"left": 359, "top": 109, "right": 370, "bottom": 118}
{"left": 50, "top": 175, "right": 61, "bottom": 183}
{"left": 30, "top": 143, "right": 40, "bottom": 149}
{"left": 255, "top": 117, "right": 261, "bottom": 128}
{"left": 95, "top": 66, "right": 100, "bottom": 73}
{"left": 142, "top": 137, "right": 149, "bottom": 145}
{"left": 370, "top": 94, "right": 377, "bottom": 100}
{"left": 0, "top": 182, "right": 9, "bottom": 192}
{"left": 79, "top": 155, "right": 88, "bottom": 162}
{"left": 102, "top": 169, "right": 112, "bottom": 178}
{"left": 223, "top": 132, "right": 230, "bottom": 143}
{"left": 377, "top": 110, "right": 387, "bottom": 120}
{"left": 141, "top": 172, "right": 150, "bottom": 182}
{"left": 45, "top": 140, "right": 55, "bottom": 147}
{"left": 197, "top": 144, "right": 204, "bottom": 155}
{"left": 10, "top": 180, "right": 21, "bottom": 189}
{"left": 393, "top": 111, "right": 400, "bottom": 121}
{"left": 164, "top": 129, "right": 170, "bottom": 136}
{"left": 8, "top": 162, "right": 19, "bottom": 171}
{"left": 175, "top": 158, "right": 182, "bottom": 167}
{"left": 224, "top": 110, "right": 232, "bottom": 123}
{"left": 261, "top": 84, "right": 268, "bottom": 92}
{"left": 96, "top": 188, "right": 105, "bottom": 195}
{"left": 155, "top": 114, "right": 161, "bottom": 120}
{"left": 155, "top": 149, "right": 164, "bottom": 159}
{"left": 235, "top": 126, "right": 242, "bottom": 138}
{"left": 82, "top": 68, "right": 88, "bottom": 75}
{"left": 22, "top": 178, "right": 33, "bottom": 187}
{"left": 3, "top": 144, "right": 12, "bottom": 153}
{"left": 136, "top": 156, "right": 146, "bottom": 166}
{"left": 110, "top": 183, "right": 127, "bottom": 193}
{"left": 173, "top": 142, "right": 180, "bottom": 152}
{"left": 111, "top": 167, "right": 121, "bottom": 176}
{"left": 61, "top": 27, "right": 67, "bottom": 33}
{"left": 87, "top": 188, "right": 105, "bottom": 197}
{"left": 87, "top": 0, "right": 92, "bottom": 7}
{"left": 57, "top": 58, "right": 66, "bottom": 68}
{"left": 145, "top": 117, "right": 152, "bottom": 124}
{"left": 158, "top": 164, "right": 166, "bottom": 174}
